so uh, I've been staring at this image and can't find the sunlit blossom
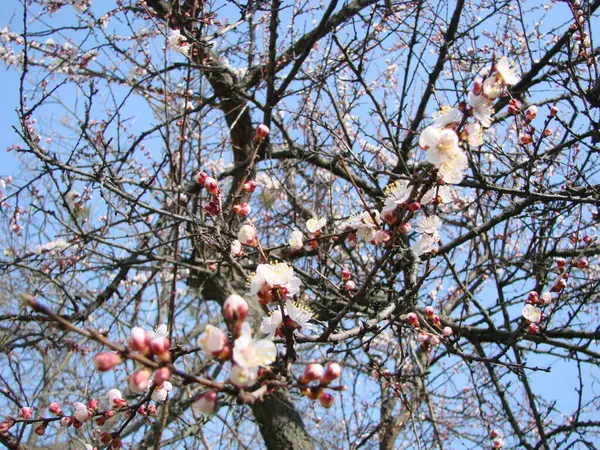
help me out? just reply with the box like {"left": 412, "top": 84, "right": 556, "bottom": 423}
{"left": 249, "top": 262, "right": 301, "bottom": 302}
{"left": 468, "top": 93, "right": 494, "bottom": 128}
{"left": 522, "top": 304, "right": 541, "bottom": 323}
{"left": 306, "top": 217, "right": 326, "bottom": 233}
{"left": 151, "top": 381, "right": 172, "bottom": 402}
{"left": 233, "top": 323, "right": 277, "bottom": 369}
{"left": 289, "top": 230, "right": 304, "bottom": 250}
{"left": 167, "top": 30, "right": 190, "bottom": 57}
{"left": 260, "top": 299, "right": 315, "bottom": 337}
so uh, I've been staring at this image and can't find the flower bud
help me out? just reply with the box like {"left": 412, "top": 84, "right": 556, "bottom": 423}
{"left": 242, "top": 180, "right": 257, "bottom": 193}
{"left": 490, "top": 429, "right": 499, "bottom": 438}
{"left": 525, "top": 105, "right": 537, "bottom": 121}
{"left": 204, "top": 177, "right": 219, "bottom": 196}
{"left": 519, "top": 133, "right": 532, "bottom": 145}
{"left": 100, "top": 432, "right": 113, "bottom": 444}
{"left": 60, "top": 416, "right": 73, "bottom": 427}
{"left": 150, "top": 336, "right": 171, "bottom": 362}
{"left": 541, "top": 292, "right": 552, "bottom": 305}
{"left": 237, "top": 224, "right": 258, "bottom": 247}
{"left": 48, "top": 402, "right": 62, "bottom": 415}
{"left": 300, "top": 363, "right": 324, "bottom": 384}
{"left": 222, "top": 294, "right": 249, "bottom": 324}
{"left": 199, "top": 324, "right": 227, "bottom": 357}
{"left": 344, "top": 280, "right": 356, "bottom": 291}
{"left": 576, "top": 258, "right": 588, "bottom": 269}
{"left": 147, "top": 404, "right": 157, "bottom": 415}
{"left": 399, "top": 222, "right": 411, "bottom": 234}
{"left": 508, "top": 98, "right": 521, "bottom": 114}
{"left": 0, "top": 421, "right": 13, "bottom": 435}
{"left": 195, "top": 391, "right": 218, "bottom": 415}
{"left": 318, "top": 392, "right": 335, "bottom": 408}
{"left": 34, "top": 423, "right": 46, "bottom": 436}
{"left": 255, "top": 124, "right": 270, "bottom": 140}
{"left": 94, "top": 352, "right": 123, "bottom": 372}
{"left": 407, "top": 312, "right": 419, "bottom": 327}
{"left": 73, "top": 402, "right": 90, "bottom": 423}
{"left": 111, "top": 437, "right": 123, "bottom": 449}
{"left": 375, "top": 230, "right": 391, "bottom": 244}
{"left": 87, "top": 398, "right": 98, "bottom": 411}
{"left": 442, "top": 326, "right": 453, "bottom": 337}
{"left": 232, "top": 203, "right": 251, "bottom": 217}
{"left": 195, "top": 171, "right": 208, "bottom": 186}
{"left": 429, "top": 335, "right": 441, "bottom": 346}
{"left": 128, "top": 368, "right": 152, "bottom": 394}
{"left": 528, "top": 323, "right": 540, "bottom": 334}
{"left": 341, "top": 268, "right": 351, "bottom": 281}
{"left": 20, "top": 407, "right": 33, "bottom": 420}
{"left": 321, "top": 362, "right": 341, "bottom": 384}
{"left": 154, "top": 367, "right": 172, "bottom": 386}
{"left": 556, "top": 257, "right": 567, "bottom": 270}
{"left": 381, "top": 207, "right": 397, "bottom": 225}
{"left": 129, "top": 327, "right": 150, "bottom": 354}
{"left": 417, "top": 333, "right": 429, "bottom": 343}
{"left": 527, "top": 291, "right": 539, "bottom": 303}
{"left": 408, "top": 202, "right": 421, "bottom": 212}
{"left": 549, "top": 106, "right": 559, "bottom": 117}
{"left": 424, "top": 306, "right": 434, "bottom": 317}
{"left": 432, "top": 315, "right": 441, "bottom": 326}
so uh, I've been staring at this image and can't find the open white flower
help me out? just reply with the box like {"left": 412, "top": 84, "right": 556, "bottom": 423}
{"left": 412, "top": 231, "right": 441, "bottom": 257}
{"left": 468, "top": 93, "right": 494, "bottom": 128}
{"left": 199, "top": 324, "right": 227, "bottom": 357}
{"left": 437, "top": 150, "right": 468, "bottom": 185}
{"left": 419, "top": 126, "right": 461, "bottom": 167}
{"left": 229, "top": 364, "right": 258, "bottom": 388}
{"left": 289, "top": 230, "right": 304, "bottom": 250}
{"left": 249, "top": 262, "right": 302, "bottom": 303}
{"left": 496, "top": 56, "right": 519, "bottom": 86}
{"left": 151, "top": 381, "right": 172, "bottom": 402}
{"left": 433, "top": 107, "right": 462, "bottom": 128}
{"left": 233, "top": 323, "right": 277, "bottom": 369}
{"left": 416, "top": 215, "right": 442, "bottom": 234}
{"left": 72, "top": 402, "right": 90, "bottom": 422}
{"left": 167, "top": 30, "right": 190, "bottom": 57}
{"left": 260, "top": 299, "right": 315, "bottom": 337}
{"left": 465, "top": 122, "right": 484, "bottom": 146}
{"left": 150, "top": 324, "right": 168, "bottom": 339}
{"left": 421, "top": 185, "right": 453, "bottom": 204}
{"left": 306, "top": 217, "right": 326, "bottom": 233}
{"left": 522, "top": 304, "right": 541, "bottom": 323}
{"left": 383, "top": 180, "right": 412, "bottom": 210}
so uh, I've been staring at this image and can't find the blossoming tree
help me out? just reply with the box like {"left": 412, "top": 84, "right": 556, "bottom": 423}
{"left": 1, "top": 0, "right": 600, "bottom": 449}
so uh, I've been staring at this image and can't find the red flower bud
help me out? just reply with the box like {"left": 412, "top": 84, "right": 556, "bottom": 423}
{"left": 318, "top": 392, "right": 335, "bottom": 408}
{"left": 300, "top": 363, "right": 324, "bottom": 384}
{"left": 424, "top": 306, "right": 434, "bottom": 317}
{"left": 48, "top": 402, "right": 62, "bottom": 415}
{"left": 407, "top": 312, "right": 419, "bottom": 327}
{"left": 255, "top": 124, "right": 270, "bottom": 140}
{"left": 20, "top": 407, "right": 33, "bottom": 420}
{"left": 341, "top": 268, "right": 351, "bottom": 281}
{"left": 94, "top": 352, "right": 123, "bottom": 371}
{"left": 321, "top": 362, "right": 341, "bottom": 384}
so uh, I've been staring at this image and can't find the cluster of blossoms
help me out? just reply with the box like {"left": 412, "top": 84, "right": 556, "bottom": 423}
{"left": 195, "top": 170, "right": 221, "bottom": 216}
{"left": 248, "top": 262, "right": 302, "bottom": 304}
{"left": 287, "top": 216, "right": 326, "bottom": 251}
{"left": 260, "top": 299, "right": 315, "bottom": 337}
{"left": 94, "top": 324, "right": 173, "bottom": 402}
{"left": 406, "top": 306, "right": 453, "bottom": 347}
{"left": 167, "top": 29, "right": 190, "bottom": 57}
{"left": 298, "top": 362, "right": 343, "bottom": 408}
{"left": 198, "top": 294, "right": 276, "bottom": 393}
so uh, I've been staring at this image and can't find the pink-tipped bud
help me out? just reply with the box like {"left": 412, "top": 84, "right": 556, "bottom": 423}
{"left": 129, "top": 327, "right": 150, "bottom": 354}
{"left": 508, "top": 98, "right": 521, "bottom": 114}
{"left": 344, "top": 280, "right": 356, "bottom": 291}
{"left": 300, "top": 363, "right": 324, "bottom": 384}
{"left": 381, "top": 207, "right": 397, "bottom": 225}
{"left": 527, "top": 291, "right": 539, "bottom": 303}
{"left": 237, "top": 224, "right": 258, "bottom": 247}
{"left": 48, "top": 402, "right": 62, "bottom": 415}
{"left": 204, "top": 177, "right": 219, "bottom": 196}
{"left": 553, "top": 278, "right": 567, "bottom": 292}
{"left": 341, "top": 268, "right": 351, "bottom": 281}
{"left": 94, "top": 352, "right": 123, "bottom": 372}
{"left": 429, "top": 335, "right": 441, "bottom": 346}
{"left": 541, "top": 292, "right": 552, "bottom": 305}
{"left": 34, "top": 424, "right": 46, "bottom": 436}
{"left": 424, "top": 306, "right": 434, "bottom": 317}
{"left": 442, "top": 326, "right": 453, "bottom": 337}
{"left": 242, "top": 180, "right": 258, "bottom": 193}
{"left": 432, "top": 315, "right": 441, "bottom": 326}
{"left": 150, "top": 336, "right": 171, "bottom": 362}
{"left": 543, "top": 128, "right": 553, "bottom": 137}
{"left": 147, "top": 404, "right": 157, "bottom": 415}
{"left": 576, "top": 258, "right": 588, "bottom": 269}
{"left": 556, "top": 257, "right": 567, "bottom": 270}
{"left": 528, "top": 323, "right": 540, "bottom": 334}
{"left": 375, "top": 230, "right": 391, "bottom": 244}
{"left": 199, "top": 324, "right": 227, "bottom": 358}
{"left": 490, "top": 429, "right": 499, "bottom": 438}
{"left": 60, "top": 416, "right": 73, "bottom": 427}
{"left": 417, "top": 333, "right": 429, "bottom": 343}
{"left": 87, "top": 398, "right": 98, "bottom": 411}
{"left": 321, "top": 362, "right": 342, "bottom": 384}
{"left": 583, "top": 235, "right": 593, "bottom": 244}
{"left": 255, "top": 124, "right": 270, "bottom": 140}
{"left": 519, "top": 133, "right": 532, "bottom": 145}
{"left": 20, "top": 407, "right": 33, "bottom": 420}
{"left": 100, "top": 432, "right": 113, "bottom": 444}
{"left": 318, "top": 392, "right": 335, "bottom": 408}
{"left": 399, "top": 222, "right": 411, "bottom": 234}
{"left": 195, "top": 391, "right": 218, "bottom": 415}
{"left": 549, "top": 106, "right": 559, "bottom": 118}
{"left": 0, "top": 421, "right": 13, "bottom": 435}
{"left": 154, "top": 367, "right": 172, "bottom": 386}
{"left": 232, "top": 203, "right": 251, "bottom": 217}
{"left": 137, "top": 405, "right": 146, "bottom": 416}
{"left": 222, "top": 294, "right": 249, "bottom": 323}
{"left": 195, "top": 171, "right": 208, "bottom": 186}
{"left": 525, "top": 105, "right": 537, "bottom": 121}
{"left": 408, "top": 202, "right": 421, "bottom": 212}
{"left": 407, "top": 312, "right": 419, "bottom": 327}
{"left": 128, "top": 368, "right": 152, "bottom": 394}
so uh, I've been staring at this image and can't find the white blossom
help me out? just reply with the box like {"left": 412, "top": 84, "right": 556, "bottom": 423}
{"left": 289, "top": 230, "right": 304, "bottom": 250}
{"left": 233, "top": 323, "right": 277, "bottom": 369}
{"left": 306, "top": 217, "right": 326, "bottom": 233}
{"left": 522, "top": 304, "right": 541, "bottom": 323}
{"left": 468, "top": 93, "right": 494, "bottom": 128}
{"left": 151, "top": 381, "right": 172, "bottom": 402}
{"left": 167, "top": 30, "right": 190, "bottom": 57}
{"left": 416, "top": 215, "right": 442, "bottom": 234}
{"left": 260, "top": 299, "right": 315, "bottom": 337}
